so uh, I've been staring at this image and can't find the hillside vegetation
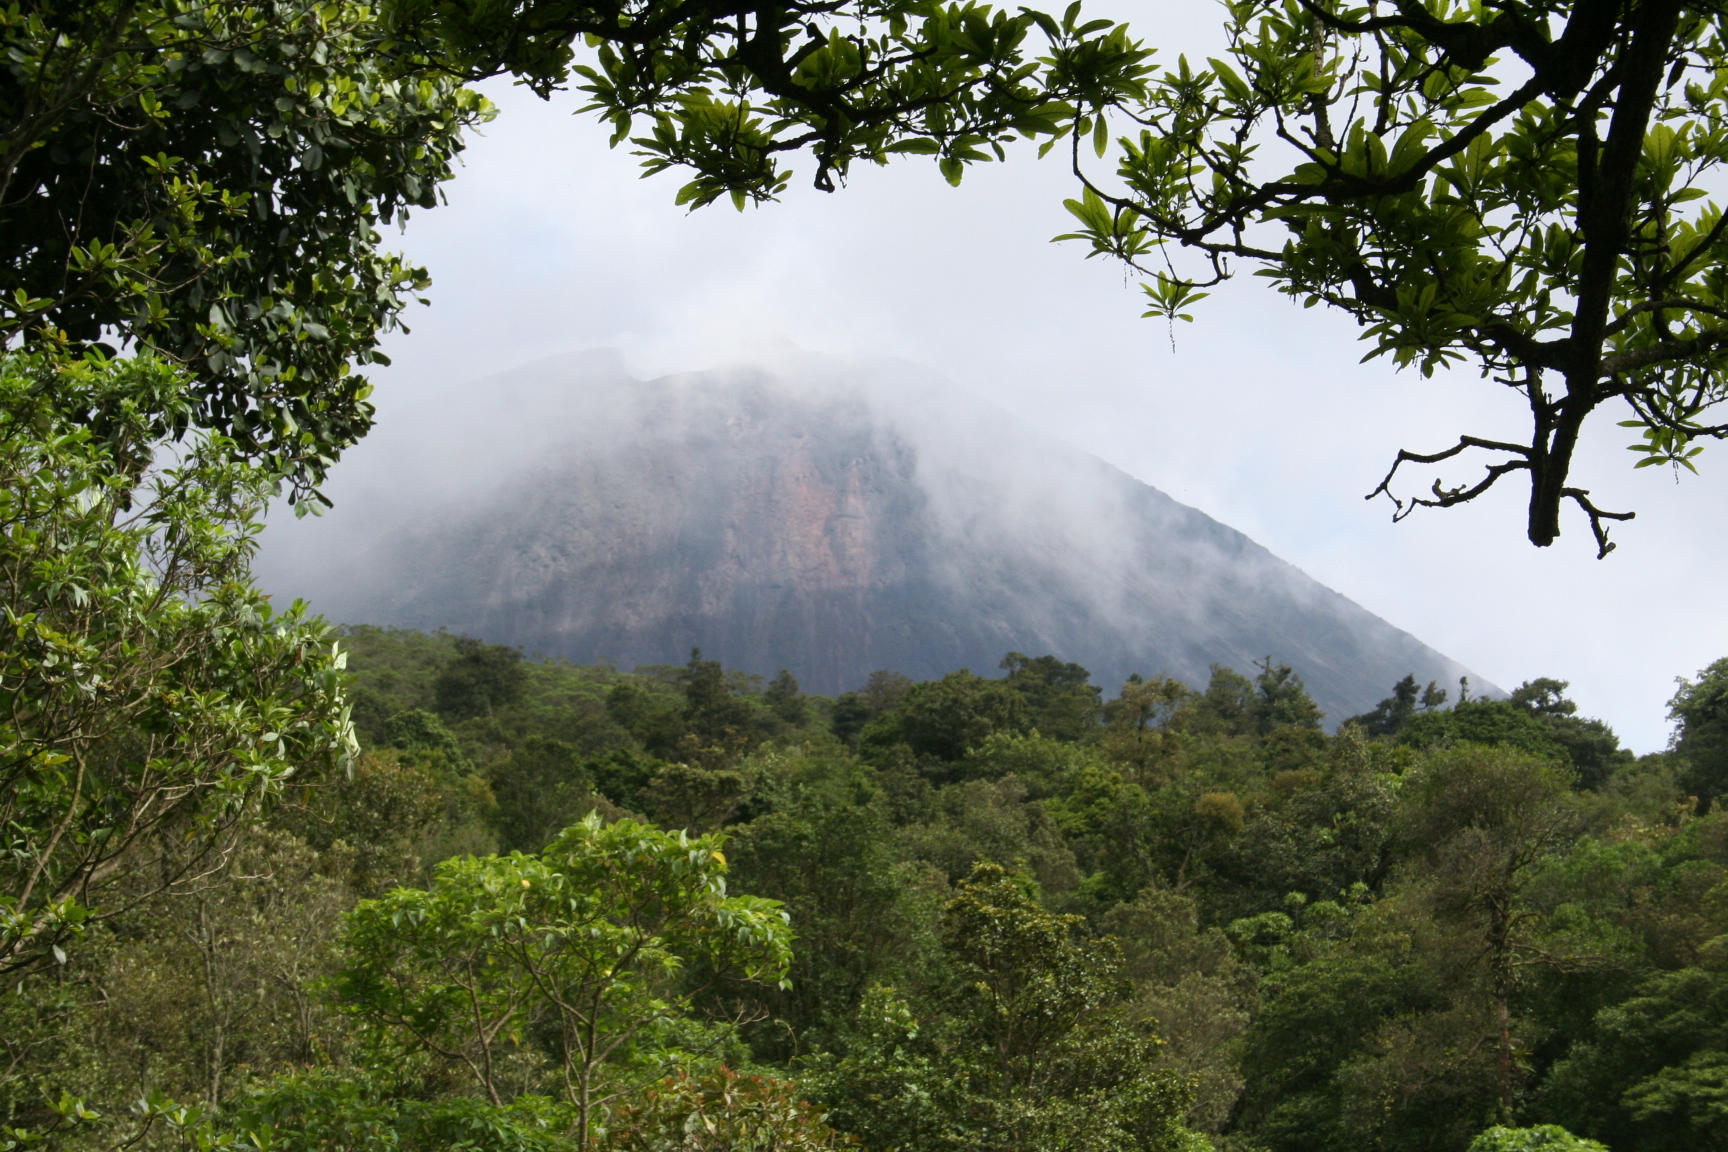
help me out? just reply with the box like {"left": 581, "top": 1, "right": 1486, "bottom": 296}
{"left": 13, "top": 617, "right": 1728, "bottom": 1152}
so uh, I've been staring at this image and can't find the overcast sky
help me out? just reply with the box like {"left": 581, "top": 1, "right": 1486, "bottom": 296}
{"left": 292, "top": 2, "right": 1728, "bottom": 752}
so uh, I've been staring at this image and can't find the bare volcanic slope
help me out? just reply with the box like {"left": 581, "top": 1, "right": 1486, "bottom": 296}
{"left": 256, "top": 350, "right": 1485, "bottom": 720}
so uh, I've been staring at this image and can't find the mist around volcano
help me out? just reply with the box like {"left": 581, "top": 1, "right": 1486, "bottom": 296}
{"left": 256, "top": 348, "right": 1482, "bottom": 721}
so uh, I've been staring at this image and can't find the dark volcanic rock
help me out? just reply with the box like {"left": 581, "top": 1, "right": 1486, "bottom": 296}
{"left": 256, "top": 350, "right": 1485, "bottom": 720}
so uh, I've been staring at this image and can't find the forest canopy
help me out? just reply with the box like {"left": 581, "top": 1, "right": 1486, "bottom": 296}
{"left": 9, "top": 613, "right": 1728, "bottom": 1152}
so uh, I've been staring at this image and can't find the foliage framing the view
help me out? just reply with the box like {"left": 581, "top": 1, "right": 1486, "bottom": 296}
{"left": 382, "top": 0, "right": 1151, "bottom": 208}
{"left": 1056, "top": 0, "right": 1728, "bottom": 556}
{"left": 0, "top": 0, "right": 491, "bottom": 497}
{"left": 0, "top": 351, "right": 353, "bottom": 982}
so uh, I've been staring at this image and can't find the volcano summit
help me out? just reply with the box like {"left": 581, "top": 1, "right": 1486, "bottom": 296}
{"left": 256, "top": 350, "right": 1482, "bottom": 719}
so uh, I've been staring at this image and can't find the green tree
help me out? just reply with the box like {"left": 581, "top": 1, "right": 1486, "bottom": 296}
{"left": 1525, "top": 812, "right": 1728, "bottom": 1151}
{"left": 680, "top": 648, "right": 763, "bottom": 756}
{"left": 1233, "top": 886, "right": 1505, "bottom": 1152}
{"left": 1347, "top": 674, "right": 1449, "bottom": 738}
{"left": 334, "top": 626, "right": 468, "bottom": 745}
{"left": 1215, "top": 728, "right": 1401, "bottom": 920}
{"left": 381, "top": 0, "right": 1150, "bottom": 208}
{"left": 1251, "top": 659, "right": 1324, "bottom": 734}
{"left": 816, "top": 864, "right": 1206, "bottom": 1152}
{"left": 764, "top": 670, "right": 809, "bottom": 727}
{"left": 0, "top": 352, "right": 353, "bottom": 979}
{"left": 0, "top": 0, "right": 489, "bottom": 493}
{"left": 639, "top": 761, "right": 756, "bottom": 833}
{"left": 588, "top": 747, "right": 670, "bottom": 811}
{"left": 387, "top": 707, "right": 467, "bottom": 762}
{"left": 899, "top": 775, "right": 1081, "bottom": 894}
{"left": 885, "top": 669, "right": 1032, "bottom": 766}
{"left": 1539, "top": 947, "right": 1728, "bottom": 1152}
{"left": 236, "top": 1066, "right": 846, "bottom": 1152}
{"left": 1508, "top": 679, "right": 1633, "bottom": 790}
{"left": 1100, "top": 674, "right": 1191, "bottom": 782}
{"left": 1183, "top": 665, "right": 1257, "bottom": 737}
{"left": 1398, "top": 746, "right": 1584, "bottom": 1114}
{"left": 335, "top": 813, "right": 792, "bottom": 1145}
{"left": 235, "top": 1073, "right": 578, "bottom": 1152}
{"left": 1057, "top": 0, "right": 1728, "bottom": 554}
{"left": 605, "top": 651, "right": 775, "bottom": 830}
{"left": 1672, "top": 658, "right": 1728, "bottom": 806}
{"left": 1402, "top": 699, "right": 1570, "bottom": 763}
{"left": 608, "top": 679, "right": 689, "bottom": 759}
{"left": 718, "top": 775, "right": 912, "bottom": 1054}
{"left": 1001, "top": 652, "right": 1103, "bottom": 741}
{"left": 608, "top": 1067, "right": 851, "bottom": 1152}
{"left": 434, "top": 636, "right": 528, "bottom": 721}
{"left": 281, "top": 748, "right": 451, "bottom": 894}
{"left": 1468, "top": 1127, "right": 1607, "bottom": 1152}
{"left": 490, "top": 736, "right": 599, "bottom": 853}
{"left": 1100, "top": 887, "right": 1257, "bottom": 1134}
{"left": 0, "top": 827, "right": 359, "bottom": 1138}
{"left": 833, "top": 671, "right": 913, "bottom": 746}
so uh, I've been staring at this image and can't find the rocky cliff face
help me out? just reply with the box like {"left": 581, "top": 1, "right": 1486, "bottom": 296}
{"left": 256, "top": 350, "right": 1485, "bottom": 720}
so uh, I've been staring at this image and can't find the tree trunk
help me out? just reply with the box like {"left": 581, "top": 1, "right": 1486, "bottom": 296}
{"left": 1528, "top": 0, "right": 1682, "bottom": 548}
{"left": 1526, "top": 396, "right": 1587, "bottom": 547}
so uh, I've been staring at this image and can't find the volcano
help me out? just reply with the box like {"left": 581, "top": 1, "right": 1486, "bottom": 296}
{"left": 255, "top": 349, "right": 1485, "bottom": 720}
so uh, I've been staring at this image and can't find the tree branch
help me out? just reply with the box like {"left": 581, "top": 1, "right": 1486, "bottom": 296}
{"left": 1366, "top": 435, "right": 1533, "bottom": 522}
{"left": 1561, "top": 487, "right": 1635, "bottom": 558}
{"left": 1599, "top": 328, "right": 1728, "bottom": 375}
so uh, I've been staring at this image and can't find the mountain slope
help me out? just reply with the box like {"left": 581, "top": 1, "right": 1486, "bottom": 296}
{"left": 256, "top": 350, "right": 1487, "bottom": 720}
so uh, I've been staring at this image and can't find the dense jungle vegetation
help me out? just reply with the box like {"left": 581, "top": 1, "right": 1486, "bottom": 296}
{"left": 10, "top": 585, "right": 1728, "bottom": 1151}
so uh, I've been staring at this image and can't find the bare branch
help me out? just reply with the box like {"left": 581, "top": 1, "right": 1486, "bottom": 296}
{"left": 1561, "top": 487, "right": 1636, "bottom": 559}
{"left": 1366, "top": 435, "right": 1533, "bottom": 521}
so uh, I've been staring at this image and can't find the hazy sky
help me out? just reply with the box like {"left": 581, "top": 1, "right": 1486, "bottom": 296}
{"left": 303, "top": 2, "right": 1728, "bottom": 752}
